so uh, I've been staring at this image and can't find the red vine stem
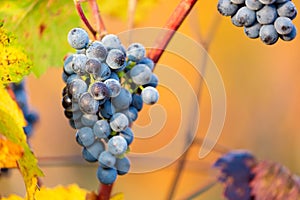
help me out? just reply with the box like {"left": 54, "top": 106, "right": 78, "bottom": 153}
{"left": 74, "top": 0, "right": 97, "bottom": 39}
{"left": 88, "top": 0, "right": 107, "bottom": 39}
{"left": 97, "top": 184, "right": 114, "bottom": 200}
{"left": 147, "top": 0, "right": 198, "bottom": 66}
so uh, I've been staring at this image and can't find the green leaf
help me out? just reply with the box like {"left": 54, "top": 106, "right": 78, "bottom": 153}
{"left": 0, "top": 24, "right": 32, "bottom": 84}
{"left": 0, "top": 0, "right": 159, "bottom": 77}
{"left": 0, "top": 86, "right": 43, "bottom": 200}
{"left": 0, "top": 0, "right": 80, "bottom": 77}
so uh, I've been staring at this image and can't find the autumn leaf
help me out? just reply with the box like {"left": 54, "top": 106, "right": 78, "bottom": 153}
{"left": 2, "top": 184, "right": 88, "bottom": 200}
{"left": 0, "top": 24, "right": 32, "bottom": 84}
{"left": 110, "top": 193, "right": 124, "bottom": 200}
{"left": 0, "top": 136, "right": 24, "bottom": 168}
{"left": 0, "top": 86, "right": 43, "bottom": 200}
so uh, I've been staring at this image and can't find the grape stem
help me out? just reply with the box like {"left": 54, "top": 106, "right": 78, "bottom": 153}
{"left": 147, "top": 0, "right": 198, "bottom": 66}
{"left": 74, "top": 0, "right": 107, "bottom": 40}
{"left": 97, "top": 184, "right": 114, "bottom": 200}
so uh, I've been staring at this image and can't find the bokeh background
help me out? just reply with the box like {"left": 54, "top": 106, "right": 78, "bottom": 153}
{"left": 1, "top": 0, "right": 300, "bottom": 199}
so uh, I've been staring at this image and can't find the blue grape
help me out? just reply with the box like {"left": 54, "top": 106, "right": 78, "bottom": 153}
{"left": 245, "top": 0, "right": 263, "bottom": 10}
{"left": 93, "top": 119, "right": 111, "bottom": 139}
{"left": 104, "top": 79, "right": 121, "bottom": 97}
{"left": 244, "top": 22, "right": 262, "bottom": 38}
{"left": 138, "top": 57, "right": 154, "bottom": 71}
{"left": 64, "top": 54, "right": 75, "bottom": 75}
{"left": 101, "top": 34, "right": 122, "bottom": 50}
{"left": 72, "top": 54, "right": 88, "bottom": 76}
{"left": 109, "top": 113, "right": 129, "bottom": 132}
{"left": 98, "top": 151, "right": 116, "bottom": 168}
{"left": 120, "top": 106, "right": 138, "bottom": 123}
{"left": 82, "top": 147, "right": 98, "bottom": 162}
{"left": 111, "top": 88, "right": 132, "bottom": 111}
{"left": 120, "top": 127, "right": 134, "bottom": 145}
{"left": 231, "top": 13, "right": 243, "bottom": 27}
{"left": 67, "top": 79, "right": 88, "bottom": 101}
{"left": 86, "top": 41, "right": 107, "bottom": 61}
{"left": 67, "top": 28, "right": 89, "bottom": 50}
{"left": 217, "top": 0, "right": 239, "bottom": 16}
{"left": 143, "top": 73, "right": 158, "bottom": 88}
{"left": 141, "top": 86, "right": 159, "bottom": 105}
{"left": 96, "top": 166, "right": 117, "bottom": 185}
{"left": 85, "top": 58, "right": 101, "bottom": 75}
{"left": 76, "top": 127, "right": 95, "bottom": 147}
{"left": 62, "top": 95, "right": 73, "bottom": 110}
{"left": 131, "top": 94, "right": 143, "bottom": 111}
{"left": 274, "top": 17, "right": 294, "bottom": 35}
{"left": 259, "top": 24, "right": 279, "bottom": 45}
{"left": 78, "top": 92, "right": 99, "bottom": 114}
{"left": 230, "top": 0, "right": 245, "bottom": 4}
{"left": 276, "top": 0, "right": 289, "bottom": 3}
{"left": 280, "top": 25, "right": 297, "bottom": 41}
{"left": 126, "top": 43, "right": 146, "bottom": 62}
{"left": 66, "top": 74, "right": 80, "bottom": 84}
{"left": 62, "top": 72, "right": 70, "bottom": 83}
{"left": 115, "top": 156, "right": 130, "bottom": 175}
{"left": 256, "top": 5, "right": 278, "bottom": 25}
{"left": 93, "top": 62, "right": 111, "bottom": 81}
{"left": 106, "top": 49, "right": 126, "bottom": 69}
{"left": 130, "top": 64, "right": 152, "bottom": 85}
{"left": 107, "top": 135, "right": 128, "bottom": 156}
{"left": 258, "top": 0, "right": 275, "bottom": 4}
{"left": 81, "top": 114, "right": 98, "bottom": 127}
{"left": 109, "top": 72, "right": 120, "bottom": 82}
{"left": 277, "top": 1, "right": 297, "bottom": 19}
{"left": 89, "top": 82, "right": 111, "bottom": 100}
{"left": 99, "top": 100, "right": 115, "bottom": 119}
{"left": 85, "top": 140, "right": 105, "bottom": 161}
{"left": 235, "top": 6, "right": 256, "bottom": 27}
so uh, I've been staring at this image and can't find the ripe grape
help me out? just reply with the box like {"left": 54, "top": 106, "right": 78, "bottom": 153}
{"left": 130, "top": 64, "right": 152, "bottom": 85}
{"left": 76, "top": 127, "right": 95, "bottom": 147}
{"left": 78, "top": 92, "right": 99, "bottom": 114}
{"left": 141, "top": 86, "right": 159, "bottom": 105}
{"left": 109, "top": 113, "right": 129, "bottom": 132}
{"left": 244, "top": 22, "right": 262, "bottom": 38}
{"left": 127, "top": 43, "right": 146, "bottom": 62}
{"left": 115, "top": 156, "right": 131, "bottom": 175}
{"left": 259, "top": 24, "right": 279, "bottom": 45}
{"left": 96, "top": 166, "right": 117, "bottom": 185}
{"left": 274, "top": 17, "right": 294, "bottom": 35}
{"left": 89, "top": 82, "right": 111, "bottom": 100}
{"left": 86, "top": 41, "right": 107, "bottom": 61}
{"left": 93, "top": 119, "right": 111, "bottom": 139}
{"left": 67, "top": 28, "right": 89, "bottom": 50}
{"left": 217, "top": 0, "right": 239, "bottom": 16}
{"left": 277, "top": 1, "right": 297, "bottom": 19}
{"left": 98, "top": 151, "right": 116, "bottom": 168}
{"left": 106, "top": 49, "right": 126, "bottom": 69}
{"left": 245, "top": 0, "right": 263, "bottom": 10}
{"left": 107, "top": 135, "right": 128, "bottom": 156}
{"left": 104, "top": 79, "right": 121, "bottom": 97}
{"left": 256, "top": 5, "right": 278, "bottom": 25}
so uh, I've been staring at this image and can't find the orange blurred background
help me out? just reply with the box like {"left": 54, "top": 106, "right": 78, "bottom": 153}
{"left": 1, "top": 0, "right": 300, "bottom": 199}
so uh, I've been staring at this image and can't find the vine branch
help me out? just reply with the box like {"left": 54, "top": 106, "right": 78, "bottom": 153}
{"left": 98, "top": 184, "right": 114, "bottom": 200}
{"left": 147, "top": 0, "right": 198, "bottom": 66}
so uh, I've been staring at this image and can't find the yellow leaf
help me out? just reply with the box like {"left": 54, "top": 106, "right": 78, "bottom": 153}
{"left": 0, "top": 24, "right": 32, "bottom": 84}
{"left": 2, "top": 184, "right": 88, "bottom": 200}
{"left": 110, "top": 193, "right": 124, "bottom": 200}
{"left": 0, "top": 86, "right": 43, "bottom": 200}
{"left": 0, "top": 136, "right": 23, "bottom": 168}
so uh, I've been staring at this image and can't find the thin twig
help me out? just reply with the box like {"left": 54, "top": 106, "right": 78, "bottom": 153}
{"left": 166, "top": 13, "right": 222, "bottom": 200}
{"left": 88, "top": 0, "right": 107, "bottom": 39}
{"left": 147, "top": 0, "right": 198, "bottom": 65}
{"left": 74, "top": 0, "right": 97, "bottom": 39}
{"left": 184, "top": 180, "right": 218, "bottom": 200}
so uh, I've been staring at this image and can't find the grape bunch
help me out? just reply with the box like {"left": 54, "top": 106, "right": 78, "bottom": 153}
{"left": 217, "top": 0, "right": 297, "bottom": 45}
{"left": 61, "top": 28, "right": 159, "bottom": 185}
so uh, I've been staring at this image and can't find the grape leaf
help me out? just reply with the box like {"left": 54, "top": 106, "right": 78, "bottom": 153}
{"left": 2, "top": 184, "right": 88, "bottom": 200}
{"left": 0, "top": 86, "right": 43, "bottom": 200}
{"left": 0, "top": 24, "right": 32, "bottom": 84}
{"left": 0, "top": 0, "right": 158, "bottom": 77}
{"left": 110, "top": 193, "right": 125, "bottom": 200}
{"left": 0, "top": 136, "right": 23, "bottom": 168}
